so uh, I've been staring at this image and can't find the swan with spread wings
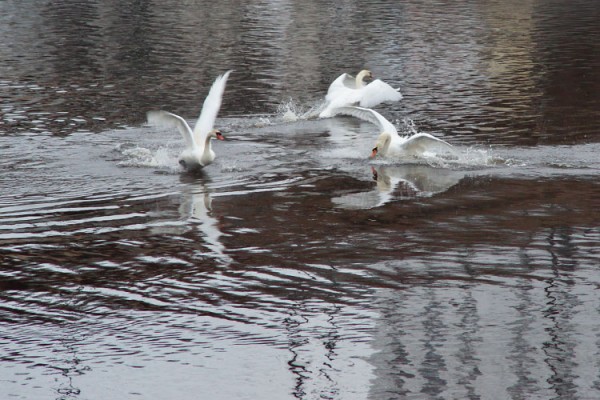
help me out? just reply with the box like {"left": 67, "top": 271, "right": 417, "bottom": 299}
{"left": 333, "top": 106, "right": 456, "bottom": 160}
{"left": 147, "top": 70, "right": 232, "bottom": 171}
{"left": 319, "top": 70, "right": 402, "bottom": 118}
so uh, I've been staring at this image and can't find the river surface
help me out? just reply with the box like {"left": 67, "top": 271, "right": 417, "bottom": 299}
{"left": 1, "top": 1, "right": 600, "bottom": 399}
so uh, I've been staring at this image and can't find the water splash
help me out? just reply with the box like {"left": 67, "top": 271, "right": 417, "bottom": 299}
{"left": 392, "top": 118, "right": 503, "bottom": 168}
{"left": 398, "top": 117, "right": 420, "bottom": 136}
{"left": 114, "top": 143, "right": 179, "bottom": 171}
{"left": 276, "top": 98, "right": 323, "bottom": 122}
{"left": 434, "top": 145, "right": 506, "bottom": 168}
{"left": 254, "top": 117, "right": 273, "bottom": 127}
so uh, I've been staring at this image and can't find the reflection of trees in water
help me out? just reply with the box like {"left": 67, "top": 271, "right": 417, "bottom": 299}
{"left": 453, "top": 288, "right": 482, "bottom": 399}
{"left": 367, "top": 285, "right": 461, "bottom": 399}
{"left": 506, "top": 224, "right": 585, "bottom": 399}
{"left": 284, "top": 309, "right": 311, "bottom": 399}
{"left": 507, "top": 280, "right": 542, "bottom": 397}
{"left": 417, "top": 290, "right": 448, "bottom": 398}
{"left": 596, "top": 299, "right": 600, "bottom": 393}
{"left": 54, "top": 325, "right": 89, "bottom": 400}
{"left": 367, "top": 288, "right": 413, "bottom": 399}
{"left": 282, "top": 300, "right": 344, "bottom": 400}
{"left": 364, "top": 221, "right": 596, "bottom": 398}
{"left": 415, "top": 286, "right": 482, "bottom": 399}
{"left": 542, "top": 226, "right": 580, "bottom": 399}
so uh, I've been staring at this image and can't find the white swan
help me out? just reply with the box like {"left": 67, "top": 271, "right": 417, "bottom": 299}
{"left": 147, "top": 70, "right": 232, "bottom": 171}
{"left": 319, "top": 70, "right": 402, "bottom": 118}
{"left": 333, "top": 106, "right": 456, "bottom": 159}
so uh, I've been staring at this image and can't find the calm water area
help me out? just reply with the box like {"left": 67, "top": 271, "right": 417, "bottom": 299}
{"left": 1, "top": 1, "right": 599, "bottom": 399}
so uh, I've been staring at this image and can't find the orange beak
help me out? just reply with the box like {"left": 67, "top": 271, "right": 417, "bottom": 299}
{"left": 370, "top": 148, "right": 378, "bottom": 158}
{"left": 216, "top": 132, "right": 225, "bottom": 140}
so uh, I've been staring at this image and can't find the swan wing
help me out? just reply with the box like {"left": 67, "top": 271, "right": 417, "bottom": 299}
{"left": 357, "top": 79, "right": 403, "bottom": 108}
{"left": 193, "top": 70, "right": 232, "bottom": 143}
{"left": 399, "top": 133, "right": 455, "bottom": 155}
{"left": 333, "top": 106, "right": 398, "bottom": 135}
{"left": 325, "top": 73, "right": 356, "bottom": 99}
{"left": 147, "top": 110, "right": 195, "bottom": 148}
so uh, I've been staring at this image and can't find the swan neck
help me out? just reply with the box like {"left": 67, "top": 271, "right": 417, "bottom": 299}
{"left": 380, "top": 132, "right": 392, "bottom": 155}
{"left": 356, "top": 70, "right": 369, "bottom": 88}
{"left": 202, "top": 135, "right": 213, "bottom": 155}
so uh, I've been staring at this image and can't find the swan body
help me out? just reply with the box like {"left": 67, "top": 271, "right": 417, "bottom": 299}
{"left": 333, "top": 106, "right": 456, "bottom": 159}
{"left": 147, "top": 70, "right": 232, "bottom": 171}
{"left": 319, "top": 70, "right": 402, "bottom": 118}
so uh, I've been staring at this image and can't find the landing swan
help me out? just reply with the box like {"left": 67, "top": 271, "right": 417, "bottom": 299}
{"left": 147, "top": 70, "right": 232, "bottom": 171}
{"left": 333, "top": 106, "right": 456, "bottom": 159}
{"left": 319, "top": 70, "right": 402, "bottom": 118}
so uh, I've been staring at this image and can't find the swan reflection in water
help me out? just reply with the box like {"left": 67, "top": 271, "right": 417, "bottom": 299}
{"left": 332, "top": 165, "right": 464, "bottom": 209}
{"left": 179, "top": 175, "right": 233, "bottom": 267}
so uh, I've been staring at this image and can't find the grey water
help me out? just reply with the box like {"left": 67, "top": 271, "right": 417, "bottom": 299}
{"left": 1, "top": 1, "right": 600, "bottom": 399}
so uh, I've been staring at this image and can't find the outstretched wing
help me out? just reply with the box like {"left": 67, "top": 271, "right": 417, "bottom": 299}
{"left": 325, "top": 73, "right": 356, "bottom": 100}
{"left": 400, "top": 133, "right": 455, "bottom": 156}
{"left": 193, "top": 70, "right": 233, "bottom": 144}
{"left": 358, "top": 79, "right": 403, "bottom": 108}
{"left": 333, "top": 106, "right": 398, "bottom": 135}
{"left": 147, "top": 110, "right": 195, "bottom": 148}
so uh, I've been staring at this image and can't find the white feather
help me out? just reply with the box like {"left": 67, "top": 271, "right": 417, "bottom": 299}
{"left": 325, "top": 73, "right": 356, "bottom": 96}
{"left": 332, "top": 106, "right": 455, "bottom": 159}
{"left": 193, "top": 70, "right": 232, "bottom": 144}
{"left": 146, "top": 70, "right": 232, "bottom": 170}
{"left": 356, "top": 79, "right": 403, "bottom": 108}
{"left": 147, "top": 110, "right": 195, "bottom": 148}
{"left": 333, "top": 106, "right": 397, "bottom": 136}
{"left": 320, "top": 71, "right": 402, "bottom": 118}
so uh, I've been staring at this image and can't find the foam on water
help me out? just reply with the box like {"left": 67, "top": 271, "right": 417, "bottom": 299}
{"left": 114, "top": 143, "right": 180, "bottom": 172}
{"left": 440, "top": 145, "right": 503, "bottom": 168}
{"left": 269, "top": 101, "right": 502, "bottom": 169}
{"left": 276, "top": 98, "right": 324, "bottom": 122}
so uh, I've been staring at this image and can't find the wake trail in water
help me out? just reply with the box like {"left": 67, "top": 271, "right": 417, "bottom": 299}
{"left": 272, "top": 98, "right": 500, "bottom": 168}
{"left": 124, "top": 103, "right": 600, "bottom": 181}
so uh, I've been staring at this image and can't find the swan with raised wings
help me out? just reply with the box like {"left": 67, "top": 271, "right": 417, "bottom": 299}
{"left": 319, "top": 70, "right": 402, "bottom": 118}
{"left": 333, "top": 106, "right": 456, "bottom": 159}
{"left": 147, "top": 70, "right": 232, "bottom": 171}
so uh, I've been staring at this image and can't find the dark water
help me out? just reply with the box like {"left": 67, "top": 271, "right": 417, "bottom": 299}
{"left": 1, "top": 1, "right": 600, "bottom": 399}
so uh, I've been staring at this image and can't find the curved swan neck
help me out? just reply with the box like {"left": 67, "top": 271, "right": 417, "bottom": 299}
{"left": 355, "top": 70, "right": 372, "bottom": 88}
{"left": 202, "top": 135, "right": 213, "bottom": 153}
{"left": 378, "top": 132, "right": 392, "bottom": 155}
{"left": 201, "top": 129, "right": 222, "bottom": 153}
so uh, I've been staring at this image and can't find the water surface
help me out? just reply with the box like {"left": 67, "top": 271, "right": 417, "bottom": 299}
{"left": 1, "top": 1, "right": 599, "bottom": 399}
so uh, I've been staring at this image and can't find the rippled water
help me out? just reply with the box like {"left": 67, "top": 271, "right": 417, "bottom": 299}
{"left": 1, "top": 1, "right": 599, "bottom": 399}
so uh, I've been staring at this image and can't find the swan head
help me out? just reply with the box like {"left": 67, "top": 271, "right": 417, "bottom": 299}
{"left": 209, "top": 129, "right": 225, "bottom": 141}
{"left": 370, "top": 132, "right": 392, "bottom": 158}
{"left": 356, "top": 70, "right": 373, "bottom": 87}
